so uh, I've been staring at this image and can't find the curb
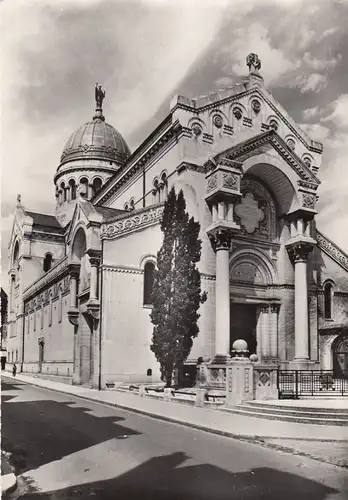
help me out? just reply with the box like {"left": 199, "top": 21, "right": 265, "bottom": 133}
{"left": 2, "top": 473, "right": 17, "bottom": 496}
{"left": 4, "top": 375, "right": 348, "bottom": 445}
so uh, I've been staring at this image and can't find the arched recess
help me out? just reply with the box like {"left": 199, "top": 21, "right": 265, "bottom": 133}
{"left": 229, "top": 248, "right": 278, "bottom": 286}
{"left": 43, "top": 253, "right": 53, "bottom": 272}
{"left": 69, "top": 179, "right": 77, "bottom": 200}
{"left": 92, "top": 177, "right": 102, "bottom": 196}
{"left": 143, "top": 261, "right": 155, "bottom": 306}
{"left": 235, "top": 175, "right": 278, "bottom": 241}
{"left": 332, "top": 334, "right": 348, "bottom": 379}
{"left": 242, "top": 154, "right": 300, "bottom": 215}
{"left": 323, "top": 280, "right": 335, "bottom": 320}
{"left": 12, "top": 240, "right": 20, "bottom": 270}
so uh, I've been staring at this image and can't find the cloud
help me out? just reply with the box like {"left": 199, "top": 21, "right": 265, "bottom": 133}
{"left": 298, "top": 123, "right": 330, "bottom": 142}
{"left": 221, "top": 22, "right": 299, "bottom": 85}
{"left": 303, "top": 51, "right": 342, "bottom": 71}
{"left": 302, "top": 106, "right": 320, "bottom": 120}
{"left": 322, "top": 94, "right": 348, "bottom": 128}
{"left": 296, "top": 73, "right": 328, "bottom": 93}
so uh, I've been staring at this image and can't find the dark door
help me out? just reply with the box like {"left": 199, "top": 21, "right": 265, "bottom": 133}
{"left": 38, "top": 341, "right": 44, "bottom": 373}
{"left": 333, "top": 337, "right": 348, "bottom": 379}
{"left": 230, "top": 303, "right": 257, "bottom": 354}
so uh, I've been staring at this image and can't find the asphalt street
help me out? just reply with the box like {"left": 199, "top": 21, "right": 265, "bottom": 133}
{"left": 2, "top": 376, "right": 347, "bottom": 499}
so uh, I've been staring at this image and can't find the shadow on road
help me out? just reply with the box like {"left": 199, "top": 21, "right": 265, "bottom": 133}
{"left": 1, "top": 380, "right": 140, "bottom": 475}
{"left": 10, "top": 451, "right": 338, "bottom": 500}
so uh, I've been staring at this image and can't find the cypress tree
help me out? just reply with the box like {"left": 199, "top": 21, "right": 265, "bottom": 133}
{"left": 150, "top": 187, "right": 207, "bottom": 387}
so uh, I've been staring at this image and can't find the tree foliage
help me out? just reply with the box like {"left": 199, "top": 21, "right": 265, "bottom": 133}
{"left": 150, "top": 187, "right": 207, "bottom": 387}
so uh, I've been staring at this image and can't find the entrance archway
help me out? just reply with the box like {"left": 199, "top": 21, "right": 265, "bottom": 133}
{"left": 333, "top": 336, "right": 348, "bottom": 379}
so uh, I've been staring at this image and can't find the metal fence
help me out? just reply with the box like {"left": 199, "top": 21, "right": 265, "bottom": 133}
{"left": 277, "top": 370, "right": 348, "bottom": 399}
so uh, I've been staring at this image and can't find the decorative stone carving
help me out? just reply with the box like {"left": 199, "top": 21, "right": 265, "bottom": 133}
{"left": 269, "top": 120, "right": 278, "bottom": 131}
{"left": 246, "top": 53, "right": 261, "bottom": 73}
{"left": 222, "top": 173, "right": 238, "bottom": 190}
{"left": 286, "top": 138, "right": 295, "bottom": 151}
{"left": 192, "top": 124, "right": 202, "bottom": 136}
{"left": 101, "top": 206, "right": 164, "bottom": 240}
{"left": 230, "top": 262, "right": 264, "bottom": 284}
{"left": 302, "top": 193, "right": 316, "bottom": 210}
{"left": 287, "top": 241, "right": 314, "bottom": 263}
{"left": 233, "top": 108, "right": 243, "bottom": 120}
{"left": 208, "top": 228, "right": 233, "bottom": 252}
{"left": 207, "top": 174, "right": 218, "bottom": 192}
{"left": 235, "top": 192, "right": 265, "bottom": 234}
{"left": 213, "top": 115, "right": 223, "bottom": 128}
{"left": 316, "top": 231, "right": 348, "bottom": 272}
{"left": 251, "top": 99, "right": 261, "bottom": 113}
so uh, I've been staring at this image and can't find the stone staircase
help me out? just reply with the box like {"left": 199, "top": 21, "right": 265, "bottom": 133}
{"left": 222, "top": 401, "right": 348, "bottom": 426}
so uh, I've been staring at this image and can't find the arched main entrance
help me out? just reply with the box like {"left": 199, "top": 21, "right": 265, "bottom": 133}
{"left": 333, "top": 336, "right": 348, "bottom": 379}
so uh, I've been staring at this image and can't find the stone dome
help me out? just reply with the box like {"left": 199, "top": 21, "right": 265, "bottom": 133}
{"left": 60, "top": 117, "right": 131, "bottom": 167}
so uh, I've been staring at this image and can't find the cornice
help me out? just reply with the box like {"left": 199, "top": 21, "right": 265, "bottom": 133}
{"left": 102, "top": 264, "right": 143, "bottom": 275}
{"left": 173, "top": 86, "right": 323, "bottom": 154}
{"left": 219, "top": 130, "right": 319, "bottom": 185}
{"left": 23, "top": 256, "right": 69, "bottom": 300}
{"left": 31, "top": 231, "right": 65, "bottom": 243}
{"left": 316, "top": 230, "right": 348, "bottom": 273}
{"left": 101, "top": 205, "right": 164, "bottom": 240}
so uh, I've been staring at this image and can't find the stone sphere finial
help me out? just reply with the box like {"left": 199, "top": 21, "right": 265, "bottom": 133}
{"left": 249, "top": 353, "right": 259, "bottom": 363}
{"left": 232, "top": 339, "right": 248, "bottom": 351}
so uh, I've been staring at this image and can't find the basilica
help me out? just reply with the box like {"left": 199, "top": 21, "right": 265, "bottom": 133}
{"left": 6, "top": 54, "right": 348, "bottom": 388}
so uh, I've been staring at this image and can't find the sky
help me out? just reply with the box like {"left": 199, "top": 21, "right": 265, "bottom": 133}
{"left": 1, "top": 0, "right": 348, "bottom": 292}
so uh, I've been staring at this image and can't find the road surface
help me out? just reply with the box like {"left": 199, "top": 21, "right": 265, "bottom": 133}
{"left": 2, "top": 376, "right": 347, "bottom": 499}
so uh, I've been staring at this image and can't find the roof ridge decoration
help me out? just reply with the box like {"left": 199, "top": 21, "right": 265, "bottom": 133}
{"left": 316, "top": 230, "right": 348, "bottom": 273}
{"left": 213, "top": 130, "right": 320, "bottom": 185}
{"left": 23, "top": 256, "right": 69, "bottom": 300}
{"left": 101, "top": 204, "right": 164, "bottom": 240}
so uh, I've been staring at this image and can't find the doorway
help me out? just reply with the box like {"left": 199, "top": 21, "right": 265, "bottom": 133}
{"left": 38, "top": 340, "right": 44, "bottom": 373}
{"left": 333, "top": 336, "right": 348, "bottom": 379}
{"left": 230, "top": 303, "right": 257, "bottom": 354}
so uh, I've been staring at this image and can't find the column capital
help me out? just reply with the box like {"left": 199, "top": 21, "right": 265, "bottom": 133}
{"left": 287, "top": 240, "right": 314, "bottom": 263}
{"left": 68, "top": 263, "right": 80, "bottom": 279}
{"left": 208, "top": 227, "right": 233, "bottom": 252}
{"left": 270, "top": 303, "right": 280, "bottom": 314}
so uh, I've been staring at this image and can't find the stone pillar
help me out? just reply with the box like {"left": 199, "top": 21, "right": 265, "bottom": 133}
{"left": 288, "top": 242, "right": 314, "bottom": 362}
{"left": 10, "top": 273, "right": 15, "bottom": 311}
{"left": 226, "top": 358, "right": 254, "bottom": 406}
{"left": 269, "top": 304, "right": 279, "bottom": 361}
{"left": 88, "top": 184, "right": 93, "bottom": 199}
{"left": 70, "top": 274, "right": 78, "bottom": 308}
{"left": 209, "top": 228, "right": 233, "bottom": 360}
{"left": 89, "top": 256, "right": 100, "bottom": 301}
{"left": 259, "top": 305, "right": 270, "bottom": 360}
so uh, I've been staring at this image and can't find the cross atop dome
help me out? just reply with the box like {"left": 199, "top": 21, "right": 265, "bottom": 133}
{"left": 94, "top": 83, "right": 106, "bottom": 122}
{"left": 246, "top": 53, "right": 261, "bottom": 74}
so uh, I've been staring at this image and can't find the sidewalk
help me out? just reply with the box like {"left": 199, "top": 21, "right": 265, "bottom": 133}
{"left": 2, "top": 372, "right": 347, "bottom": 442}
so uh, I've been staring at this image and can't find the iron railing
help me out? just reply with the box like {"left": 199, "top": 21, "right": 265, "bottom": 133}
{"left": 277, "top": 370, "right": 348, "bottom": 399}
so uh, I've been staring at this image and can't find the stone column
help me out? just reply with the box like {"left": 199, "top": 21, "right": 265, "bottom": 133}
{"left": 269, "top": 304, "right": 279, "bottom": 360}
{"left": 209, "top": 228, "right": 233, "bottom": 361}
{"left": 288, "top": 242, "right": 313, "bottom": 361}
{"left": 259, "top": 305, "right": 270, "bottom": 360}
{"left": 10, "top": 273, "right": 15, "bottom": 311}
{"left": 89, "top": 256, "right": 100, "bottom": 301}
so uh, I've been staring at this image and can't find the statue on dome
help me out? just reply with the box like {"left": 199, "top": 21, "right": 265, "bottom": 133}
{"left": 95, "top": 83, "right": 106, "bottom": 109}
{"left": 246, "top": 53, "right": 261, "bottom": 74}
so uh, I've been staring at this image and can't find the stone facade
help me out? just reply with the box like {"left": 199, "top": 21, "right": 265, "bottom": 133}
{"left": 6, "top": 57, "right": 348, "bottom": 387}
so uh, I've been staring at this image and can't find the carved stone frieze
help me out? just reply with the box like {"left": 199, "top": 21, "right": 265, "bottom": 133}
{"left": 101, "top": 206, "right": 164, "bottom": 240}
{"left": 23, "top": 256, "right": 69, "bottom": 301}
{"left": 316, "top": 231, "right": 348, "bottom": 272}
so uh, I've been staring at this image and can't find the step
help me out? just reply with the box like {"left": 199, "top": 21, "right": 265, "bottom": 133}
{"left": 241, "top": 403, "right": 348, "bottom": 419}
{"left": 221, "top": 407, "right": 348, "bottom": 426}
{"left": 247, "top": 400, "right": 348, "bottom": 413}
